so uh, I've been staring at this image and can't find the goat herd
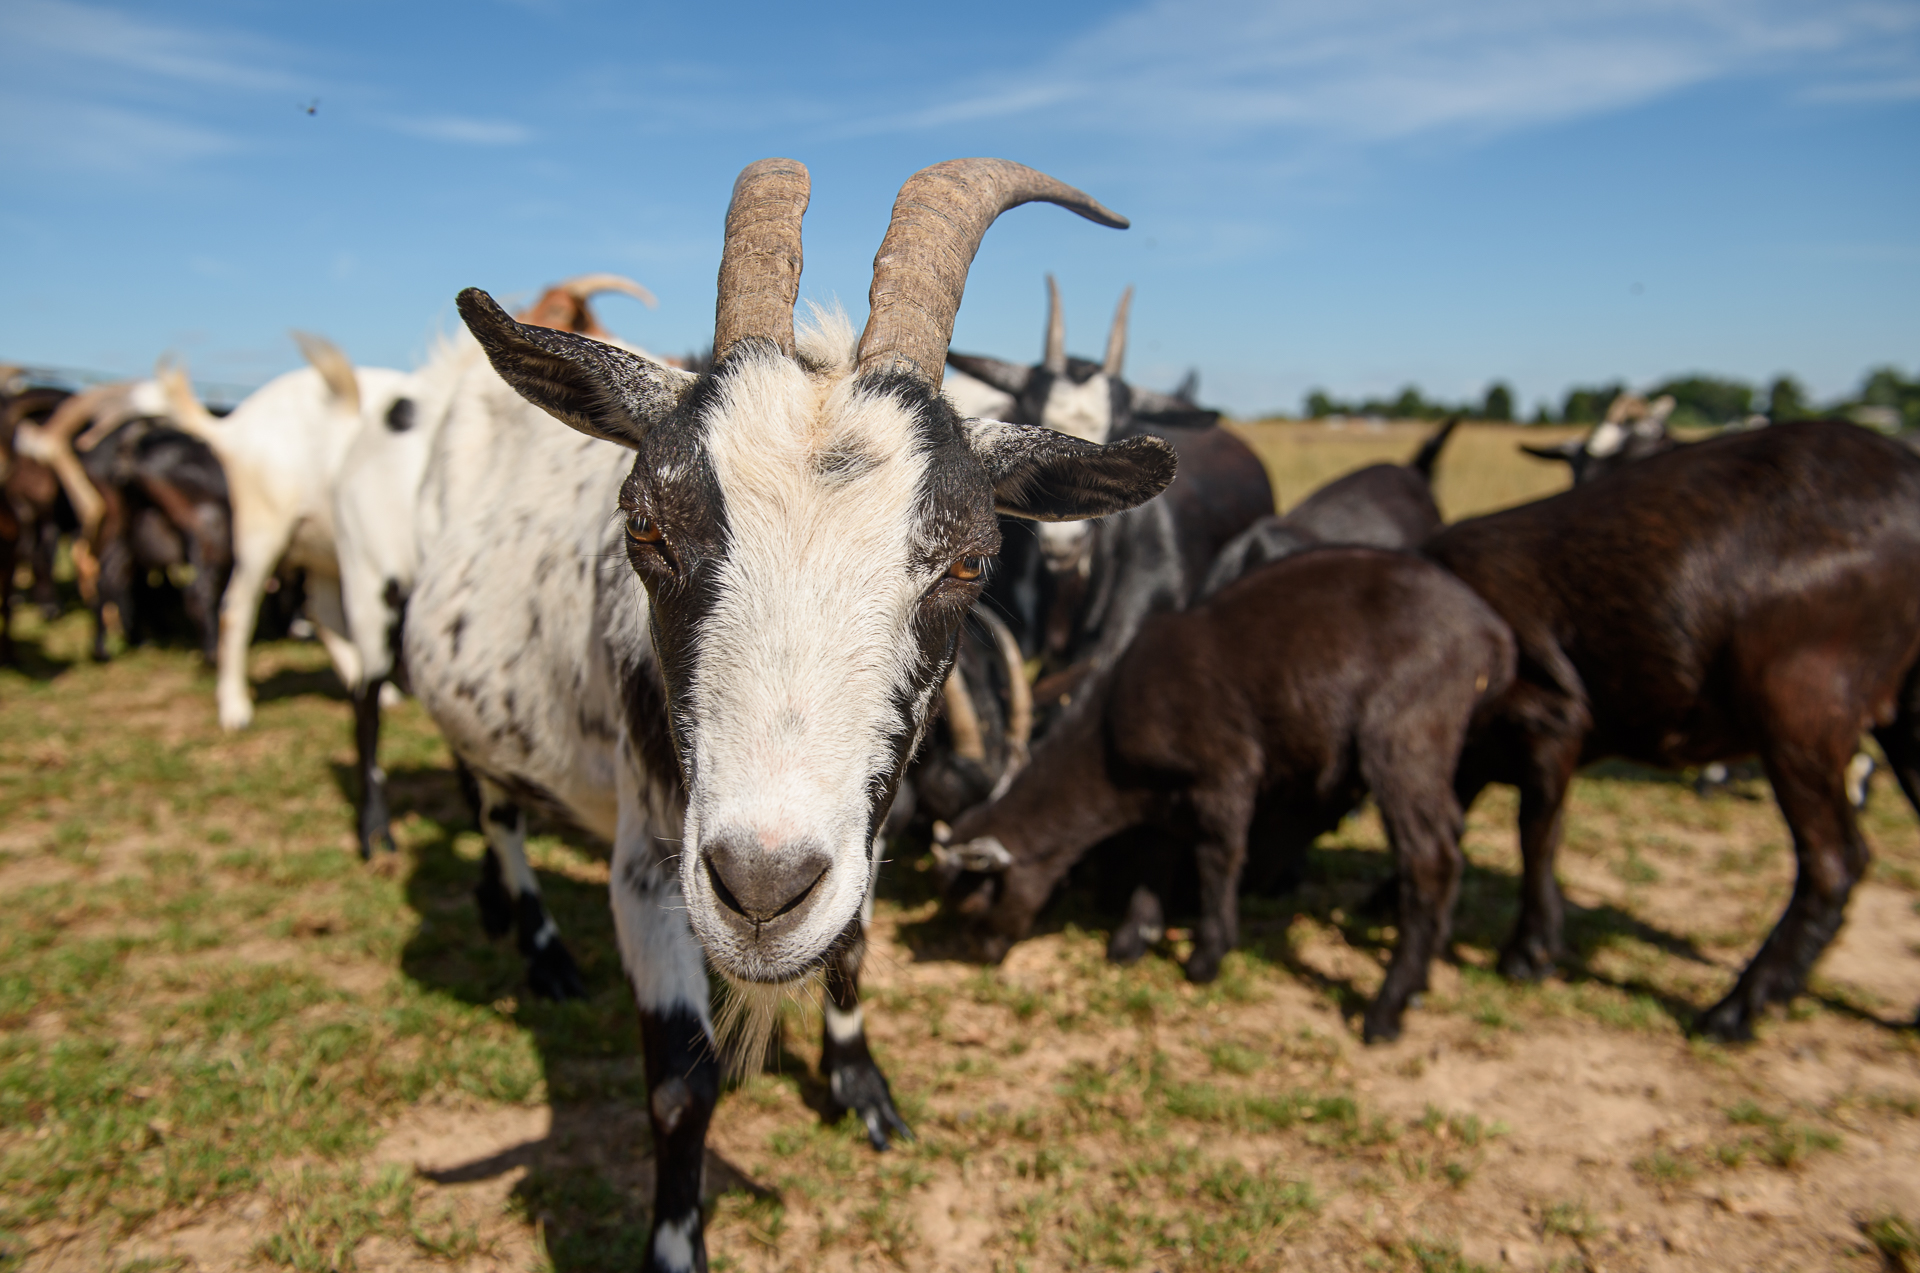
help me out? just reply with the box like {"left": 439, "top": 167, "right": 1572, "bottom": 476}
{"left": 6, "top": 157, "right": 1919, "bottom": 1270}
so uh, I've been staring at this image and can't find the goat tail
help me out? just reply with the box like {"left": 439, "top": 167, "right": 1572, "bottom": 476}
{"left": 1411, "top": 415, "right": 1460, "bottom": 482}
{"left": 290, "top": 330, "right": 361, "bottom": 416}
{"left": 156, "top": 361, "right": 223, "bottom": 445}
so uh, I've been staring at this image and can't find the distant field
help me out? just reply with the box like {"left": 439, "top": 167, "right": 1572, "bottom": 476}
{"left": 1228, "top": 418, "right": 1587, "bottom": 520}
{"left": 3, "top": 431, "right": 1920, "bottom": 1272}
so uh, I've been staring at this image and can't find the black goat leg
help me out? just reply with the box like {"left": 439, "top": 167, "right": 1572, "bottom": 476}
{"left": 821, "top": 878, "right": 912, "bottom": 1151}
{"left": 352, "top": 677, "right": 395, "bottom": 859}
{"left": 473, "top": 775, "right": 582, "bottom": 1000}
{"left": 1107, "top": 885, "right": 1165, "bottom": 965}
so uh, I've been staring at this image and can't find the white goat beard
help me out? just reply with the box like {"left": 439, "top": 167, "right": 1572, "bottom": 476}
{"left": 712, "top": 967, "right": 823, "bottom": 1079}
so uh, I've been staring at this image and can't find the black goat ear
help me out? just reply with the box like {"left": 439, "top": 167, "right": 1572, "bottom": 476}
{"left": 947, "top": 352, "right": 1034, "bottom": 396}
{"left": 1520, "top": 441, "right": 1580, "bottom": 465}
{"left": 961, "top": 417, "right": 1176, "bottom": 522}
{"left": 456, "top": 288, "right": 695, "bottom": 450}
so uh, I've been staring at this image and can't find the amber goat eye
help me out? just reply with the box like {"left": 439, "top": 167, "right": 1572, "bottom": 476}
{"left": 627, "top": 513, "right": 664, "bottom": 545}
{"left": 948, "top": 556, "right": 986, "bottom": 582}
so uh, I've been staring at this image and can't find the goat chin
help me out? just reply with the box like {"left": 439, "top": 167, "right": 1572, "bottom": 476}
{"left": 713, "top": 967, "right": 822, "bottom": 1079}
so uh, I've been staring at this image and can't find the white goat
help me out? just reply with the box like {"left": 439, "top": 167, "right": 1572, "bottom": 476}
{"left": 164, "top": 339, "right": 411, "bottom": 730}
{"left": 403, "top": 158, "right": 1174, "bottom": 1271}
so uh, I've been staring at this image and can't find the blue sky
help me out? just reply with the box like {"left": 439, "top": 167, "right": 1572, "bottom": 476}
{"left": 2, "top": 0, "right": 1915, "bottom": 416}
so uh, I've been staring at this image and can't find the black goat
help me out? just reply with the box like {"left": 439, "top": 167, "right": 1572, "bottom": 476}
{"left": 1201, "top": 418, "right": 1456, "bottom": 598}
{"left": 82, "top": 421, "right": 232, "bottom": 663}
{"left": 1425, "top": 420, "right": 1920, "bottom": 1040}
{"left": 939, "top": 546, "right": 1514, "bottom": 1042}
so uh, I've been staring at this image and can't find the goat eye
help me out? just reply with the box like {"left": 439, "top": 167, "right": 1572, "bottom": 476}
{"left": 627, "top": 512, "right": 664, "bottom": 545}
{"left": 948, "top": 555, "right": 986, "bottom": 582}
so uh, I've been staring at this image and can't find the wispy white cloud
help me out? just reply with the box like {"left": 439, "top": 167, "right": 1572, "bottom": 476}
{"left": 0, "top": 0, "right": 312, "bottom": 176}
{"left": 855, "top": 0, "right": 1920, "bottom": 144}
{"left": 0, "top": 92, "right": 239, "bottom": 175}
{"left": 0, "top": 0, "right": 303, "bottom": 93}
{"left": 385, "top": 114, "right": 535, "bottom": 146}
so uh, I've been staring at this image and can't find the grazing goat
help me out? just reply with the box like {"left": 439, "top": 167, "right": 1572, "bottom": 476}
{"left": 1425, "top": 420, "right": 1920, "bottom": 1040}
{"left": 81, "top": 419, "right": 232, "bottom": 663}
{"left": 330, "top": 275, "right": 654, "bottom": 865}
{"left": 1200, "top": 418, "right": 1456, "bottom": 597}
{"left": 403, "top": 158, "right": 1174, "bottom": 1270}
{"left": 938, "top": 547, "right": 1514, "bottom": 1042}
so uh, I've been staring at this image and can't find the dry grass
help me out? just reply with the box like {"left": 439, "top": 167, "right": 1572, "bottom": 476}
{"left": 1226, "top": 417, "right": 1587, "bottom": 519}
{"left": 2, "top": 431, "right": 1918, "bottom": 1272}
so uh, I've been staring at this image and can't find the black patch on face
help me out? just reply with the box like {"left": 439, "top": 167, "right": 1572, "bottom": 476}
{"left": 385, "top": 397, "right": 416, "bottom": 433}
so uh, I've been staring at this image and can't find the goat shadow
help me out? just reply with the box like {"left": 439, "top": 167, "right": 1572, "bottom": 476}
{"left": 890, "top": 765, "right": 1903, "bottom": 1038}
{"left": 340, "top": 761, "right": 782, "bottom": 1270}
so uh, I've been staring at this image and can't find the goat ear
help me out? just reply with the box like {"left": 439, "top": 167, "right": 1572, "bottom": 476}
{"left": 947, "top": 352, "right": 1034, "bottom": 396}
{"left": 456, "top": 288, "right": 694, "bottom": 450}
{"left": 1520, "top": 441, "right": 1579, "bottom": 465}
{"left": 961, "top": 417, "right": 1176, "bottom": 522}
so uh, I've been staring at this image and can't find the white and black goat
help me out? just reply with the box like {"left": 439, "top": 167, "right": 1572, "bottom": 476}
{"left": 330, "top": 275, "right": 656, "bottom": 866}
{"left": 403, "top": 158, "right": 1175, "bottom": 1271}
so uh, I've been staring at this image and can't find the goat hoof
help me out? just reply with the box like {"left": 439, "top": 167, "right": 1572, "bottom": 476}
{"left": 828, "top": 1060, "right": 913, "bottom": 1151}
{"left": 526, "top": 939, "right": 585, "bottom": 1001}
{"left": 1496, "top": 943, "right": 1557, "bottom": 982}
{"left": 1361, "top": 1012, "right": 1403, "bottom": 1045}
{"left": 1694, "top": 998, "right": 1758, "bottom": 1044}
{"left": 1184, "top": 951, "right": 1224, "bottom": 984}
{"left": 1107, "top": 928, "right": 1149, "bottom": 965}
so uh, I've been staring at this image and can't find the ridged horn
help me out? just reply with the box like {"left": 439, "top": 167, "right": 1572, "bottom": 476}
{"left": 856, "top": 158, "right": 1128, "bottom": 386}
{"left": 713, "top": 158, "right": 811, "bottom": 362}
{"left": 557, "top": 273, "right": 657, "bottom": 308}
{"left": 1043, "top": 274, "right": 1066, "bottom": 374}
{"left": 1103, "top": 285, "right": 1133, "bottom": 378}
{"left": 291, "top": 331, "right": 360, "bottom": 416}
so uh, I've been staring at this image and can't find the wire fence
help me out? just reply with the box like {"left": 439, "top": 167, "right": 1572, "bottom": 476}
{"left": 5, "top": 361, "right": 261, "bottom": 412}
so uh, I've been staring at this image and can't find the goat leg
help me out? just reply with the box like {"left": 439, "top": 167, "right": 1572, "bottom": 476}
{"left": 1363, "top": 764, "right": 1466, "bottom": 1044}
{"left": 821, "top": 854, "right": 912, "bottom": 1151}
{"left": 1699, "top": 736, "right": 1868, "bottom": 1040}
{"left": 614, "top": 837, "right": 719, "bottom": 1273}
{"left": 1106, "top": 885, "right": 1165, "bottom": 965}
{"left": 351, "top": 678, "right": 395, "bottom": 858}
{"left": 1498, "top": 736, "right": 1578, "bottom": 982}
{"left": 474, "top": 775, "right": 583, "bottom": 1001}
{"left": 1184, "top": 791, "right": 1253, "bottom": 984}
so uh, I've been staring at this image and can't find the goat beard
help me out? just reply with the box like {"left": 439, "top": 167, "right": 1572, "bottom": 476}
{"left": 711, "top": 967, "right": 822, "bottom": 1079}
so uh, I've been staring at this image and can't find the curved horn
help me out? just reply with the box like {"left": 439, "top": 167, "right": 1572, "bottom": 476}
{"left": 1043, "top": 274, "right": 1066, "bottom": 374}
{"left": 1103, "top": 285, "right": 1133, "bottom": 378}
{"left": 974, "top": 607, "right": 1032, "bottom": 800}
{"left": 942, "top": 665, "right": 987, "bottom": 763}
{"left": 291, "top": 331, "right": 360, "bottom": 416}
{"left": 557, "top": 273, "right": 658, "bottom": 309}
{"left": 856, "top": 158, "right": 1128, "bottom": 385}
{"left": 713, "top": 158, "right": 811, "bottom": 362}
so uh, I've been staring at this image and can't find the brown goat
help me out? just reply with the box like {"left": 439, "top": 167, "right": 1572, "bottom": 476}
{"left": 1426, "top": 420, "right": 1920, "bottom": 1040}
{"left": 941, "top": 546, "right": 1515, "bottom": 1042}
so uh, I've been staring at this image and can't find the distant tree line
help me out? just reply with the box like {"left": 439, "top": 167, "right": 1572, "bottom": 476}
{"left": 1297, "top": 366, "right": 1920, "bottom": 431}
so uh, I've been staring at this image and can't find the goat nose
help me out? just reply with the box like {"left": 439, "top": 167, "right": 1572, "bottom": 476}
{"left": 702, "top": 835, "right": 831, "bottom": 925}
